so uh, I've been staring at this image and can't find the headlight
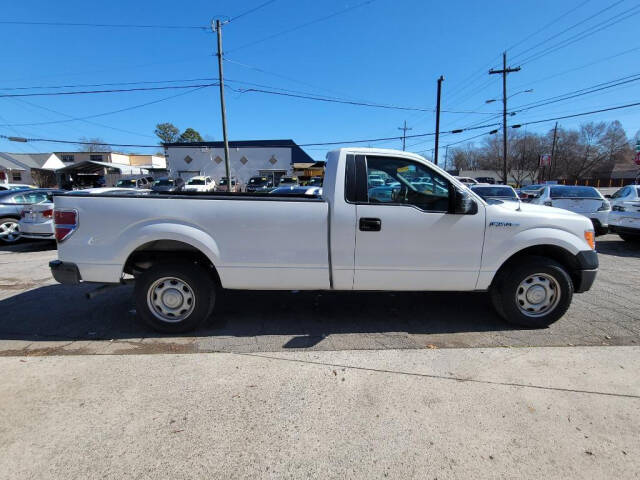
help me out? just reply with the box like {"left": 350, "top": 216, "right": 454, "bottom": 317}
{"left": 597, "top": 200, "right": 611, "bottom": 211}
{"left": 612, "top": 205, "right": 626, "bottom": 212}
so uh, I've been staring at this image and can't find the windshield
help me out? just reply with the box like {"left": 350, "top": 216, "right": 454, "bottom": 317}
{"left": 249, "top": 177, "right": 268, "bottom": 185}
{"left": 116, "top": 179, "right": 136, "bottom": 188}
{"left": 154, "top": 179, "right": 174, "bottom": 186}
{"left": 550, "top": 186, "right": 600, "bottom": 199}
{"left": 279, "top": 178, "right": 296, "bottom": 184}
{"left": 187, "top": 179, "right": 205, "bottom": 185}
{"left": 472, "top": 186, "right": 517, "bottom": 198}
{"left": 219, "top": 179, "right": 235, "bottom": 186}
{"left": 521, "top": 184, "right": 543, "bottom": 191}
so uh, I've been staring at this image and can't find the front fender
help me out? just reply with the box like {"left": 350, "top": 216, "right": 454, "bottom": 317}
{"left": 476, "top": 227, "right": 590, "bottom": 289}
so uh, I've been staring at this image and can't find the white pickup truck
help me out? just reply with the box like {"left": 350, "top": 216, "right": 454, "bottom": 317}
{"left": 49, "top": 148, "right": 598, "bottom": 332}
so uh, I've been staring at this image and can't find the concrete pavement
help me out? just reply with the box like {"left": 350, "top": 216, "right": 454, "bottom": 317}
{"left": 1, "top": 346, "right": 639, "bottom": 479}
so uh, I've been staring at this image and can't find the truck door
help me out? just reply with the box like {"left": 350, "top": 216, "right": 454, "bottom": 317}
{"left": 352, "top": 154, "right": 485, "bottom": 291}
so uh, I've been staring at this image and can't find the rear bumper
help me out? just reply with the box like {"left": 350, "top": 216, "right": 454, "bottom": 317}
{"left": 574, "top": 250, "right": 598, "bottom": 293}
{"left": 49, "top": 260, "right": 81, "bottom": 285}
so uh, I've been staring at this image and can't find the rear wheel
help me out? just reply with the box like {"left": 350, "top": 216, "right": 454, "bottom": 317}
{"left": 135, "top": 262, "right": 216, "bottom": 333}
{"left": 490, "top": 256, "right": 573, "bottom": 328}
{"left": 0, "top": 218, "right": 21, "bottom": 244}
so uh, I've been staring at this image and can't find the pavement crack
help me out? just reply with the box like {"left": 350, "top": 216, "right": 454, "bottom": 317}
{"left": 235, "top": 352, "right": 640, "bottom": 400}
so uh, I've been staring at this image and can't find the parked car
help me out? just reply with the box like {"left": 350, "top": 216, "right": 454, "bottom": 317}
{"left": 475, "top": 177, "right": 496, "bottom": 185}
{"left": 307, "top": 176, "right": 324, "bottom": 187}
{"left": 517, "top": 184, "right": 545, "bottom": 202}
{"left": 607, "top": 185, "right": 640, "bottom": 242}
{"left": 151, "top": 177, "right": 185, "bottom": 193}
{"left": 0, "top": 188, "right": 64, "bottom": 243}
{"left": 19, "top": 202, "right": 56, "bottom": 241}
{"left": 50, "top": 147, "right": 597, "bottom": 333}
{"left": 0, "top": 183, "right": 36, "bottom": 191}
{"left": 115, "top": 176, "right": 152, "bottom": 189}
{"left": 470, "top": 185, "right": 519, "bottom": 202}
{"left": 529, "top": 185, "right": 610, "bottom": 235}
{"left": 269, "top": 186, "right": 322, "bottom": 196}
{"left": 217, "top": 177, "right": 240, "bottom": 192}
{"left": 454, "top": 176, "right": 479, "bottom": 185}
{"left": 278, "top": 177, "right": 299, "bottom": 187}
{"left": 246, "top": 176, "right": 274, "bottom": 193}
{"left": 184, "top": 176, "right": 215, "bottom": 192}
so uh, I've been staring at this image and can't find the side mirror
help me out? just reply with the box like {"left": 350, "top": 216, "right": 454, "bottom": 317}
{"left": 604, "top": 194, "right": 612, "bottom": 199}
{"left": 453, "top": 189, "right": 478, "bottom": 214}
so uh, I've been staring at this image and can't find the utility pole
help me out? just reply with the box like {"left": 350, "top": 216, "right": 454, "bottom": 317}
{"left": 213, "top": 19, "right": 231, "bottom": 185}
{"left": 398, "top": 120, "right": 412, "bottom": 151}
{"left": 489, "top": 52, "right": 520, "bottom": 185}
{"left": 549, "top": 121, "right": 558, "bottom": 182}
{"left": 434, "top": 75, "right": 444, "bottom": 165}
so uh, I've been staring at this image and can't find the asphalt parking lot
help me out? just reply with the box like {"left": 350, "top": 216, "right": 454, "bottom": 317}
{"left": 1, "top": 234, "right": 639, "bottom": 356}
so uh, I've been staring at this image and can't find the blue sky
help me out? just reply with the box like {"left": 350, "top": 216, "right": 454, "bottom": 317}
{"left": 1, "top": 0, "right": 639, "bottom": 160}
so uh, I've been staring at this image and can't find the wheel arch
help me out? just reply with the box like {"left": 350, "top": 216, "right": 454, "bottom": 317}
{"left": 490, "top": 244, "right": 581, "bottom": 290}
{"left": 123, "top": 238, "right": 222, "bottom": 288}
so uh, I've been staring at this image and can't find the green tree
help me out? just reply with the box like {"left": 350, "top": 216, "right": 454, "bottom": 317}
{"left": 178, "top": 127, "right": 204, "bottom": 143}
{"left": 154, "top": 123, "right": 180, "bottom": 144}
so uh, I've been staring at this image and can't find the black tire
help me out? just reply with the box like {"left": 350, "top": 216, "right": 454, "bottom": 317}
{"left": 135, "top": 262, "right": 216, "bottom": 333}
{"left": 490, "top": 256, "right": 573, "bottom": 328}
{"left": 619, "top": 233, "right": 640, "bottom": 244}
{"left": 0, "top": 217, "right": 21, "bottom": 244}
{"left": 591, "top": 220, "right": 607, "bottom": 237}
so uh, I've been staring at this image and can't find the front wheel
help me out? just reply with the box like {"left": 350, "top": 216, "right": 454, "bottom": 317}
{"left": 135, "top": 262, "right": 216, "bottom": 333}
{"left": 0, "top": 217, "right": 21, "bottom": 244}
{"left": 490, "top": 256, "right": 573, "bottom": 328}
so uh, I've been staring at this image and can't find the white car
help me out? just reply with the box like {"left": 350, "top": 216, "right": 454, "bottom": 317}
{"left": 50, "top": 147, "right": 598, "bottom": 333}
{"left": 608, "top": 185, "right": 640, "bottom": 242}
{"left": 0, "top": 183, "right": 37, "bottom": 191}
{"left": 184, "top": 176, "right": 215, "bottom": 192}
{"left": 529, "top": 185, "right": 610, "bottom": 235}
{"left": 19, "top": 201, "right": 56, "bottom": 240}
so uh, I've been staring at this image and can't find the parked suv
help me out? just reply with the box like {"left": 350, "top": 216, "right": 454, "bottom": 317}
{"left": 218, "top": 177, "right": 240, "bottom": 192}
{"left": 151, "top": 177, "right": 185, "bottom": 193}
{"left": 184, "top": 176, "right": 215, "bottom": 192}
{"left": 529, "top": 185, "right": 610, "bottom": 235}
{"left": 246, "top": 176, "right": 274, "bottom": 193}
{"left": 115, "top": 176, "right": 151, "bottom": 189}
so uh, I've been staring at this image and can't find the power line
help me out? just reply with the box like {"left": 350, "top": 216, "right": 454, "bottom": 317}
{"left": 0, "top": 20, "right": 209, "bottom": 30}
{"left": 227, "top": 0, "right": 380, "bottom": 53}
{"left": 0, "top": 85, "right": 211, "bottom": 127}
{"left": 511, "top": 72, "right": 640, "bottom": 113}
{"left": 506, "top": 0, "right": 593, "bottom": 53}
{"left": 517, "top": 100, "right": 640, "bottom": 127}
{"left": 518, "top": 4, "right": 640, "bottom": 66}
{"left": 229, "top": 0, "right": 277, "bottom": 23}
{"left": 0, "top": 83, "right": 218, "bottom": 98}
{"left": 510, "top": 0, "right": 626, "bottom": 61}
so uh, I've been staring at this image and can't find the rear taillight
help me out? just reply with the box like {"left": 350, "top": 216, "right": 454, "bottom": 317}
{"left": 53, "top": 209, "right": 78, "bottom": 242}
{"left": 41, "top": 209, "right": 53, "bottom": 218}
{"left": 20, "top": 210, "right": 27, "bottom": 218}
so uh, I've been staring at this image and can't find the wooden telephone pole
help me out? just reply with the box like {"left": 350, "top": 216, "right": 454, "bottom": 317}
{"left": 213, "top": 19, "right": 231, "bottom": 185}
{"left": 489, "top": 52, "right": 520, "bottom": 185}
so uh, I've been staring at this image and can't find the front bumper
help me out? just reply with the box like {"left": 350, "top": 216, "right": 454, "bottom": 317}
{"left": 574, "top": 250, "right": 598, "bottom": 293}
{"left": 49, "top": 260, "right": 81, "bottom": 285}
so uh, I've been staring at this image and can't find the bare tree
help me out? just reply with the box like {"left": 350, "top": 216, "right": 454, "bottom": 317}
{"left": 78, "top": 137, "right": 112, "bottom": 152}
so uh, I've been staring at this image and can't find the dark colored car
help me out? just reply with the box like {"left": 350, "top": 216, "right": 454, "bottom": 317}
{"left": 151, "top": 177, "right": 185, "bottom": 193}
{"left": 470, "top": 185, "right": 519, "bottom": 202}
{"left": 246, "top": 176, "right": 274, "bottom": 193}
{"left": 475, "top": 176, "right": 496, "bottom": 184}
{"left": 269, "top": 186, "right": 321, "bottom": 196}
{"left": 308, "top": 176, "right": 324, "bottom": 187}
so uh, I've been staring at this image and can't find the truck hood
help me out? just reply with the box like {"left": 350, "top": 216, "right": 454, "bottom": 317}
{"left": 484, "top": 199, "right": 594, "bottom": 242}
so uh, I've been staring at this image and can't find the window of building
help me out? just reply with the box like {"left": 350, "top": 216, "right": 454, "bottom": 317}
{"left": 11, "top": 172, "right": 22, "bottom": 182}
{"left": 365, "top": 156, "right": 451, "bottom": 212}
{"left": 90, "top": 154, "right": 103, "bottom": 162}
{"left": 61, "top": 154, "right": 75, "bottom": 162}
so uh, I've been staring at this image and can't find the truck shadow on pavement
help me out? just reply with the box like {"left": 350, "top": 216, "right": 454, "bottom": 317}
{"left": 596, "top": 238, "right": 640, "bottom": 258}
{"left": 0, "top": 283, "right": 513, "bottom": 345}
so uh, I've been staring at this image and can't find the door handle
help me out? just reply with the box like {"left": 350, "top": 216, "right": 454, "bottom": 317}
{"left": 359, "top": 217, "right": 381, "bottom": 232}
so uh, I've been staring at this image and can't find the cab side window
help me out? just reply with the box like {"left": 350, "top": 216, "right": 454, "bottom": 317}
{"left": 365, "top": 156, "right": 450, "bottom": 212}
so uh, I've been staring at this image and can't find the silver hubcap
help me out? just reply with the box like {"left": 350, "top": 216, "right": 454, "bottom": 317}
{"left": 147, "top": 277, "right": 195, "bottom": 323}
{"left": 516, "top": 273, "right": 561, "bottom": 317}
{"left": 0, "top": 221, "right": 20, "bottom": 243}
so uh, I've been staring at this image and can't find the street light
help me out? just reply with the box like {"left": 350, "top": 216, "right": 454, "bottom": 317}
{"left": 485, "top": 88, "right": 533, "bottom": 103}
